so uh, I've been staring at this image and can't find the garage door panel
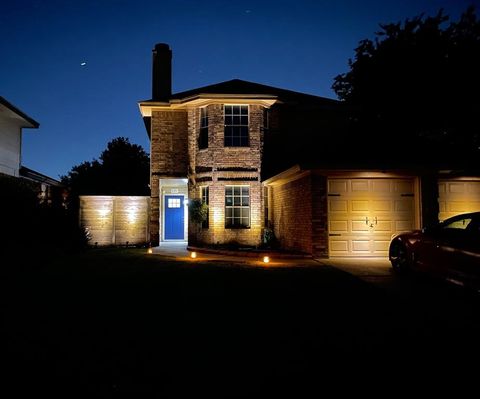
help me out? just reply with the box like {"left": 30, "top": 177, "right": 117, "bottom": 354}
{"left": 330, "top": 240, "right": 349, "bottom": 254}
{"left": 328, "top": 180, "right": 348, "bottom": 194}
{"left": 438, "top": 180, "right": 480, "bottom": 221}
{"left": 373, "top": 240, "right": 390, "bottom": 253}
{"left": 352, "top": 240, "right": 370, "bottom": 252}
{"left": 329, "top": 199, "right": 348, "bottom": 212}
{"left": 396, "top": 220, "right": 414, "bottom": 231}
{"left": 394, "top": 180, "right": 414, "bottom": 193}
{"left": 351, "top": 180, "right": 369, "bottom": 192}
{"left": 438, "top": 201, "right": 446, "bottom": 213}
{"left": 328, "top": 178, "right": 417, "bottom": 257}
{"left": 468, "top": 185, "right": 480, "bottom": 194}
{"left": 374, "top": 220, "right": 393, "bottom": 232}
{"left": 351, "top": 200, "right": 369, "bottom": 212}
{"left": 373, "top": 200, "right": 393, "bottom": 212}
{"left": 371, "top": 180, "right": 392, "bottom": 193}
{"left": 329, "top": 220, "right": 348, "bottom": 232}
{"left": 448, "top": 202, "right": 470, "bottom": 212}
{"left": 395, "top": 199, "right": 413, "bottom": 212}
{"left": 448, "top": 183, "right": 466, "bottom": 194}
{"left": 352, "top": 220, "right": 369, "bottom": 232}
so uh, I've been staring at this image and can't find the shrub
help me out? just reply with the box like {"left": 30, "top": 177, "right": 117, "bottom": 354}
{"left": 189, "top": 198, "right": 208, "bottom": 224}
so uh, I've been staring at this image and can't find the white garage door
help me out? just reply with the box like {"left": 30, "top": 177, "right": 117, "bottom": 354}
{"left": 438, "top": 180, "right": 480, "bottom": 221}
{"left": 328, "top": 178, "right": 417, "bottom": 257}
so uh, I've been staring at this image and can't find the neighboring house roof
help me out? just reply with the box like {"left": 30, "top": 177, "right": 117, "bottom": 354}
{"left": 141, "top": 79, "right": 340, "bottom": 106}
{"left": 0, "top": 96, "right": 40, "bottom": 128}
{"left": 20, "top": 166, "right": 62, "bottom": 187}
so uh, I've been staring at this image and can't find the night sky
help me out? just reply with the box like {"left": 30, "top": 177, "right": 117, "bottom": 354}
{"left": 1, "top": 0, "right": 475, "bottom": 179}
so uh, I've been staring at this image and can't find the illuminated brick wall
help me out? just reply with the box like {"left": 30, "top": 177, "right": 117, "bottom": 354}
{"left": 189, "top": 181, "right": 263, "bottom": 246}
{"left": 187, "top": 104, "right": 265, "bottom": 247}
{"left": 150, "top": 110, "right": 188, "bottom": 245}
{"left": 271, "top": 174, "right": 313, "bottom": 254}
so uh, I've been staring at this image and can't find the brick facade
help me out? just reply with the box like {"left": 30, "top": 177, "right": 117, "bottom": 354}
{"left": 148, "top": 103, "right": 265, "bottom": 247}
{"left": 188, "top": 104, "right": 264, "bottom": 246}
{"left": 271, "top": 173, "right": 313, "bottom": 254}
{"left": 311, "top": 174, "right": 329, "bottom": 258}
{"left": 149, "top": 110, "right": 188, "bottom": 245}
{"left": 269, "top": 173, "right": 328, "bottom": 257}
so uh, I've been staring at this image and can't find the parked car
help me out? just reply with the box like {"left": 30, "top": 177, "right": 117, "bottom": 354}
{"left": 389, "top": 212, "right": 480, "bottom": 289}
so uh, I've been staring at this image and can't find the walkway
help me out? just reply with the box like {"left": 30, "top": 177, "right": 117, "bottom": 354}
{"left": 151, "top": 242, "right": 317, "bottom": 267}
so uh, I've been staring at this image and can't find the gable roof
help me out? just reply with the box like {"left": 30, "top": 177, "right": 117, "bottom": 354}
{"left": 141, "top": 79, "right": 339, "bottom": 106}
{"left": 0, "top": 96, "right": 39, "bottom": 128}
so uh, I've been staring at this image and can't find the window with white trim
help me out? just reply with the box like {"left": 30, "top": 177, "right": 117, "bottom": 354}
{"left": 201, "top": 186, "right": 209, "bottom": 229}
{"left": 224, "top": 105, "right": 249, "bottom": 147}
{"left": 225, "top": 186, "right": 250, "bottom": 228}
{"left": 199, "top": 107, "right": 208, "bottom": 149}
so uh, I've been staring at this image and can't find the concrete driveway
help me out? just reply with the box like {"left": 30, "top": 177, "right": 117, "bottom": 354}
{"left": 316, "top": 257, "right": 393, "bottom": 283}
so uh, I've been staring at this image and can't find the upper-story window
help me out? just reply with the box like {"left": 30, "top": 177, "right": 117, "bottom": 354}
{"left": 224, "top": 105, "right": 249, "bottom": 147}
{"left": 199, "top": 107, "right": 209, "bottom": 149}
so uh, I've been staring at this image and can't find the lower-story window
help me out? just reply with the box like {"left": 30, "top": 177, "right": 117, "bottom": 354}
{"left": 225, "top": 185, "right": 250, "bottom": 228}
{"left": 201, "top": 186, "right": 209, "bottom": 229}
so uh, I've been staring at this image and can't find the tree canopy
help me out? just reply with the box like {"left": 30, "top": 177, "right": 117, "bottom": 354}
{"left": 61, "top": 137, "right": 150, "bottom": 196}
{"left": 332, "top": 6, "right": 480, "bottom": 161}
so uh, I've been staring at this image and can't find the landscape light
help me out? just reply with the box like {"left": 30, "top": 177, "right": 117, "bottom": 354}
{"left": 190, "top": 251, "right": 197, "bottom": 259}
{"left": 147, "top": 248, "right": 153, "bottom": 254}
{"left": 263, "top": 256, "right": 270, "bottom": 264}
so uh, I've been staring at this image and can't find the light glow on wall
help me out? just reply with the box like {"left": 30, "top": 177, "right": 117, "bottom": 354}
{"left": 127, "top": 207, "right": 137, "bottom": 223}
{"left": 212, "top": 206, "right": 222, "bottom": 225}
{"left": 81, "top": 196, "right": 149, "bottom": 247}
{"left": 98, "top": 208, "right": 110, "bottom": 218}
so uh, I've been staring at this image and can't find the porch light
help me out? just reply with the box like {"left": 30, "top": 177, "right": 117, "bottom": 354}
{"left": 190, "top": 251, "right": 197, "bottom": 259}
{"left": 263, "top": 256, "right": 270, "bottom": 264}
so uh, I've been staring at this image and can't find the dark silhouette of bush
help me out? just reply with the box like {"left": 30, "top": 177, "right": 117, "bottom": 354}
{"left": 0, "top": 174, "right": 89, "bottom": 257}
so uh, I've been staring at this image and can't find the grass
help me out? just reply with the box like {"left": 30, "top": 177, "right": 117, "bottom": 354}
{"left": 2, "top": 248, "right": 480, "bottom": 396}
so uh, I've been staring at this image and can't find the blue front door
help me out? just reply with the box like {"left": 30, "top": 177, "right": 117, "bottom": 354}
{"left": 164, "top": 195, "right": 184, "bottom": 240}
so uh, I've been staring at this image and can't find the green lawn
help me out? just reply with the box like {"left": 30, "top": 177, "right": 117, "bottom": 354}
{"left": 2, "top": 249, "right": 479, "bottom": 396}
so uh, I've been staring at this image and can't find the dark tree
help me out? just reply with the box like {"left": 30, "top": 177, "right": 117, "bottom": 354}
{"left": 61, "top": 137, "right": 150, "bottom": 196}
{"left": 332, "top": 6, "right": 480, "bottom": 164}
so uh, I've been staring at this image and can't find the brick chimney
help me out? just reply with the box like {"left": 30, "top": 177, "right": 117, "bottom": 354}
{"left": 152, "top": 43, "right": 172, "bottom": 101}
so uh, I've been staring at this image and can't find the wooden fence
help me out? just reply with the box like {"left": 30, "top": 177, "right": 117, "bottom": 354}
{"left": 79, "top": 196, "right": 150, "bottom": 246}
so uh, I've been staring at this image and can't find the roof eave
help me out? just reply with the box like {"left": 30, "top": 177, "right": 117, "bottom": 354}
{"left": 138, "top": 94, "right": 278, "bottom": 117}
{"left": 0, "top": 96, "right": 40, "bottom": 129}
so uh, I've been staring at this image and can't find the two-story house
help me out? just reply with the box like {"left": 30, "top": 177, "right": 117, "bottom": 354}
{"left": 0, "top": 96, "right": 63, "bottom": 202}
{"left": 0, "top": 96, "right": 39, "bottom": 177}
{"left": 139, "top": 43, "right": 480, "bottom": 258}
